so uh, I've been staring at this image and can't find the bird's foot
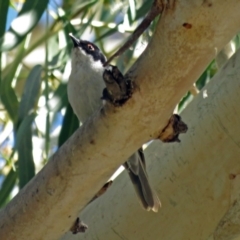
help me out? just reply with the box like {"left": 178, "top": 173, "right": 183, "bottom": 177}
{"left": 102, "top": 65, "right": 133, "bottom": 106}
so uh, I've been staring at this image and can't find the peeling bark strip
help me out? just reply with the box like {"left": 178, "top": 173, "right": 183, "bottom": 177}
{"left": 88, "top": 180, "right": 113, "bottom": 204}
{"left": 70, "top": 218, "right": 88, "bottom": 234}
{"left": 158, "top": 114, "right": 188, "bottom": 142}
{"left": 69, "top": 181, "right": 113, "bottom": 234}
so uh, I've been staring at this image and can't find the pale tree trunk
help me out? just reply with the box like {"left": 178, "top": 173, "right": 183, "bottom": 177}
{"left": 0, "top": 1, "right": 240, "bottom": 240}
{"left": 61, "top": 46, "right": 240, "bottom": 240}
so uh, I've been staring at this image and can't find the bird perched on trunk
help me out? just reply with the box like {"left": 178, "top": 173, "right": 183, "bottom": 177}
{"left": 67, "top": 33, "right": 160, "bottom": 212}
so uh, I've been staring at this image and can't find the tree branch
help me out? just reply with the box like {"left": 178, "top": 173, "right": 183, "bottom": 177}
{"left": 63, "top": 47, "right": 240, "bottom": 240}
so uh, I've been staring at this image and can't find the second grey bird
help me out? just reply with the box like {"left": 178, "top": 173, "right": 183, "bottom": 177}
{"left": 67, "top": 34, "right": 161, "bottom": 212}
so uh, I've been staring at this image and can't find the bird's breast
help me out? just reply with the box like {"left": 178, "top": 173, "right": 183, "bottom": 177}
{"left": 68, "top": 68, "right": 105, "bottom": 123}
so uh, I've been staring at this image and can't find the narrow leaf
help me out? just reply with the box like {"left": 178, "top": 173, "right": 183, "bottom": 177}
{"left": 0, "top": 81, "right": 19, "bottom": 123}
{"left": 0, "top": 168, "right": 17, "bottom": 208}
{"left": 0, "top": 0, "right": 9, "bottom": 38}
{"left": 128, "top": 0, "right": 136, "bottom": 23}
{"left": 58, "top": 103, "right": 79, "bottom": 147}
{"left": 135, "top": 0, "right": 153, "bottom": 20}
{"left": 0, "top": 0, "right": 9, "bottom": 92}
{"left": 48, "top": 83, "right": 68, "bottom": 112}
{"left": 1, "top": 40, "right": 26, "bottom": 123}
{"left": 18, "top": 65, "right": 42, "bottom": 121}
{"left": 16, "top": 113, "right": 36, "bottom": 188}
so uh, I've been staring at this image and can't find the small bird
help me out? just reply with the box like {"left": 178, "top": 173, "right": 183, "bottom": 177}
{"left": 68, "top": 33, "right": 160, "bottom": 212}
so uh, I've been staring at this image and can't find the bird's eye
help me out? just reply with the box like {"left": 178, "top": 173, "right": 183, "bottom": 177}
{"left": 87, "top": 44, "right": 94, "bottom": 51}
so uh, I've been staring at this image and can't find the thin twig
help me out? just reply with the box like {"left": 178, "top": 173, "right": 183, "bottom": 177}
{"left": 104, "top": 0, "right": 164, "bottom": 66}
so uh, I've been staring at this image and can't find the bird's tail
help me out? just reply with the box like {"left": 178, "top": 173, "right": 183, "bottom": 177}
{"left": 124, "top": 149, "right": 161, "bottom": 212}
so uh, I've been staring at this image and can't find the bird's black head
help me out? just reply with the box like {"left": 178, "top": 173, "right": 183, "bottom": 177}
{"left": 69, "top": 33, "right": 106, "bottom": 65}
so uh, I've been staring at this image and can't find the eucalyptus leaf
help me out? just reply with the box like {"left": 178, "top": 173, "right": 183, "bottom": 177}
{"left": 18, "top": 65, "right": 42, "bottom": 122}
{"left": 48, "top": 83, "right": 68, "bottom": 112}
{"left": 0, "top": 0, "right": 9, "bottom": 39}
{"left": 1, "top": 40, "right": 26, "bottom": 123}
{"left": 0, "top": 168, "right": 17, "bottom": 208}
{"left": 16, "top": 113, "right": 36, "bottom": 188}
{"left": 58, "top": 103, "right": 79, "bottom": 147}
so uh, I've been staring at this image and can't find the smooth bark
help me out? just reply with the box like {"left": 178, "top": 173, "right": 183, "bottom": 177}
{"left": 63, "top": 47, "right": 240, "bottom": 240}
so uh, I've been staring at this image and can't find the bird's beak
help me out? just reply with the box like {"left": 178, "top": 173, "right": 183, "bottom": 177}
{"left": 69, "top": 33, "right": 80, "bottom": 47}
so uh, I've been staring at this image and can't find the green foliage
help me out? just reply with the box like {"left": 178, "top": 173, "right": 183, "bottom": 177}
{"left": 16, "top": 113, "right": 36, "bottom": 188}
{"left": 0, "top": 168, "right": 17, "bottom": 208}
{"left": 1, "top": 0, "right": 49, "bottom": 51}
{"left": 58, "top": 103, "right": 79, "bottom": 147}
